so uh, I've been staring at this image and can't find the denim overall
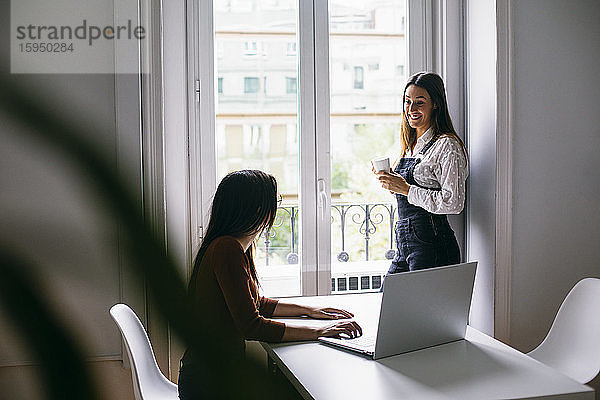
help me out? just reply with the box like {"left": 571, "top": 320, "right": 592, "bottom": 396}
{"left": 386, "top": 138, "right": 461, "bottom": 277}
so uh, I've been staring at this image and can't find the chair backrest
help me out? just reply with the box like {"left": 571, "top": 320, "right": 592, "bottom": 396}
{"left": 527, "top": 277, "right": 600, "bottom": 384}
{"left": 109, "top": 304, "right": 178, "bottom": 400}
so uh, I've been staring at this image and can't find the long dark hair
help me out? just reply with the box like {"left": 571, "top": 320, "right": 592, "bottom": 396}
{"left": 399, "top": 71, "right": 467, "bottom": 158}
{"left": 188, "top": 170, "right": 278, "bottom": 293}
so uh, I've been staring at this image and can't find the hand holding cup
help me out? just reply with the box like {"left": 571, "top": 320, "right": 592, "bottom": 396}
{"left": 371, "top": 157, "right": 410, "bottom": 195}
{"left": 371, "top": 157, "right": 390, "bottom": 173}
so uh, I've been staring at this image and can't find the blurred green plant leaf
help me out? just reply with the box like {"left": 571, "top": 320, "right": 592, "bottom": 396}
{"left": 0, "top": 77, "right": 296, "bottom": 399}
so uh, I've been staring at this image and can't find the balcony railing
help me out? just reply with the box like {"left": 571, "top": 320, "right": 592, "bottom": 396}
{"left": 258, "top": 202, "right": 398, "bottom": 266}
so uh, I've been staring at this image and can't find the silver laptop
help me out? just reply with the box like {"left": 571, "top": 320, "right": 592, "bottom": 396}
{"left": 318, "top": 261, "right": 477, "bottom": 360}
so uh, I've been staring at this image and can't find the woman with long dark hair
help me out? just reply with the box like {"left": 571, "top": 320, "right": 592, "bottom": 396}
{"left": 178, "top": 170, "right": 361, "bottom": 399}
{"left": 373, "top": 72, "right": 468, "bottom": 278}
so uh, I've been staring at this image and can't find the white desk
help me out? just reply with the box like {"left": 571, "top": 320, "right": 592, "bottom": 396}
{"left": 261, "top": 293, "right": 594, "bottom": 400}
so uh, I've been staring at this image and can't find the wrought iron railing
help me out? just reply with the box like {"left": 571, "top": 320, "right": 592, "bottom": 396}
{"left": 259, "top": 202, "right": 398, "bottom": 265}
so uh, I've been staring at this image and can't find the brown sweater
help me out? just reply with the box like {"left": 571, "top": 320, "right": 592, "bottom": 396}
{"left": 184, "top": 236, "right": 285, "bottom": 362}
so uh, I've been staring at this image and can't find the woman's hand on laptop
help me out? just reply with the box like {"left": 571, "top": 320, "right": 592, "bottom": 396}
{"left": 306, "top": 306, "right": 354, "bottom": 320}
{"left": 317, "top": 320, "right": 363, "bottom": 339}
{"left": 281, "top": 319, "right": 362, "bottom": 341}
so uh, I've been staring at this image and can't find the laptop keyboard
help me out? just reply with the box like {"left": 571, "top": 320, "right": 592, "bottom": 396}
{"left": 344, "top": 335, "right": 376, "bottom": 348}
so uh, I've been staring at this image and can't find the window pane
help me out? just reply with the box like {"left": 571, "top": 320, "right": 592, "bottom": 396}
{"left": 353, "top": 66, "right": 364, "bottom": 89}
{"left": 285, "top": 77, "right": 297, "bottom": 94}
{"left": 329, "top": 0, "right": 407, "bottom": 291}
{"left": 215, "top": 0, "right": 300, "bottom": 297}
{"left": 244, "top": 77, "right": 259, "bottom": 93}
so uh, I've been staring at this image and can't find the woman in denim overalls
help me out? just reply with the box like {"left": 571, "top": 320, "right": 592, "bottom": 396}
{"left": 374, "top": 72, "right": 468, "bottom": 281}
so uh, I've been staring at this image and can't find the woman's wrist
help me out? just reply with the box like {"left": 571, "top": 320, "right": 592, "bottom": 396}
{"left": 298, "top": 304, "right": 314, "bottom": 316}
{"left": 314, "top": 326, "right": 327, "bottom": 339}
{"left": 282, "top": 324, "right": 321, "bottom": 341}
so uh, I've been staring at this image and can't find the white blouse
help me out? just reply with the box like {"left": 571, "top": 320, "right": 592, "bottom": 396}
{"left": 403, "top": 128, "right": 468, "bottom": 215}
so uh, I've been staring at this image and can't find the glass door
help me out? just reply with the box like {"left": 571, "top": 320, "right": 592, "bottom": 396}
{"left": 327, "top": 0, "right": 407, "bottom": 293}
{"left": 213, "top": 0, "right": 301, "bottom": 296}
{"left": 204, "top": 0, "right": 411, "bottom": 297}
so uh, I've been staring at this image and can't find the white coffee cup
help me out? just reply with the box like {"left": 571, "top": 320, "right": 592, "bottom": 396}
{"left": 371, "top": 157, "right": 390, "bottom": 172}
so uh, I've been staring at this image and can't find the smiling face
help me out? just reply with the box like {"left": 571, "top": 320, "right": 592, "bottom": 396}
{"left": 404, "top": 84, "right": 436, "bottom": 136}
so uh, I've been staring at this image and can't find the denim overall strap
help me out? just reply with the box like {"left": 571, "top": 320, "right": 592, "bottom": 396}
{"left": 401, "top": 137, "right": 438, "bottom": 187}
{"left": 417, "top": 136, "right": 438, "bottom": 156}
{"left": 394, "top": 137, "right": 439, "bottom": 218}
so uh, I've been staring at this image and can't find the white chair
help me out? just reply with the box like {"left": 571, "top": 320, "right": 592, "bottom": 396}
{"left": 527, "top": 277, "right": 600, "bottom": 384}
{"left": 110, "top": 304, "right": 179, "bottom": 400}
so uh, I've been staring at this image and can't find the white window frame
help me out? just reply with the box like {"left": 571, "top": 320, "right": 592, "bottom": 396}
{"left": 299, "top": 0, "right": 330, "bottom": 295}
{"left": 407, "top": 0, "right": 434, "bottom": 73}
{"left": 190, "top": 0, "right": 216, "bottom": 256}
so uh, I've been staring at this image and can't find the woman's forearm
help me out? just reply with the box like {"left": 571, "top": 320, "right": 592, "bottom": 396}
{"left": 281, "top": 324, "right": 320, "bottom": 341}
{"left": 272, "top": 302, "right": 362, "bottom": 341}
{"left": 272, "top": 301, "right": 312, "bottom": 317}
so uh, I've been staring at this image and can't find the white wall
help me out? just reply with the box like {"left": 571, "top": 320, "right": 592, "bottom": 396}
{"left": 0, "top": 1, "right": 144, "bottom": 398}
{"left": 508, "top": 0, "right": 600, "bottom": 352}
{"left": 465, "top": 0, "right": 496, "bottom": 335}
{"left": 467, "top": 1, "right": 600, "bottom": 365}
